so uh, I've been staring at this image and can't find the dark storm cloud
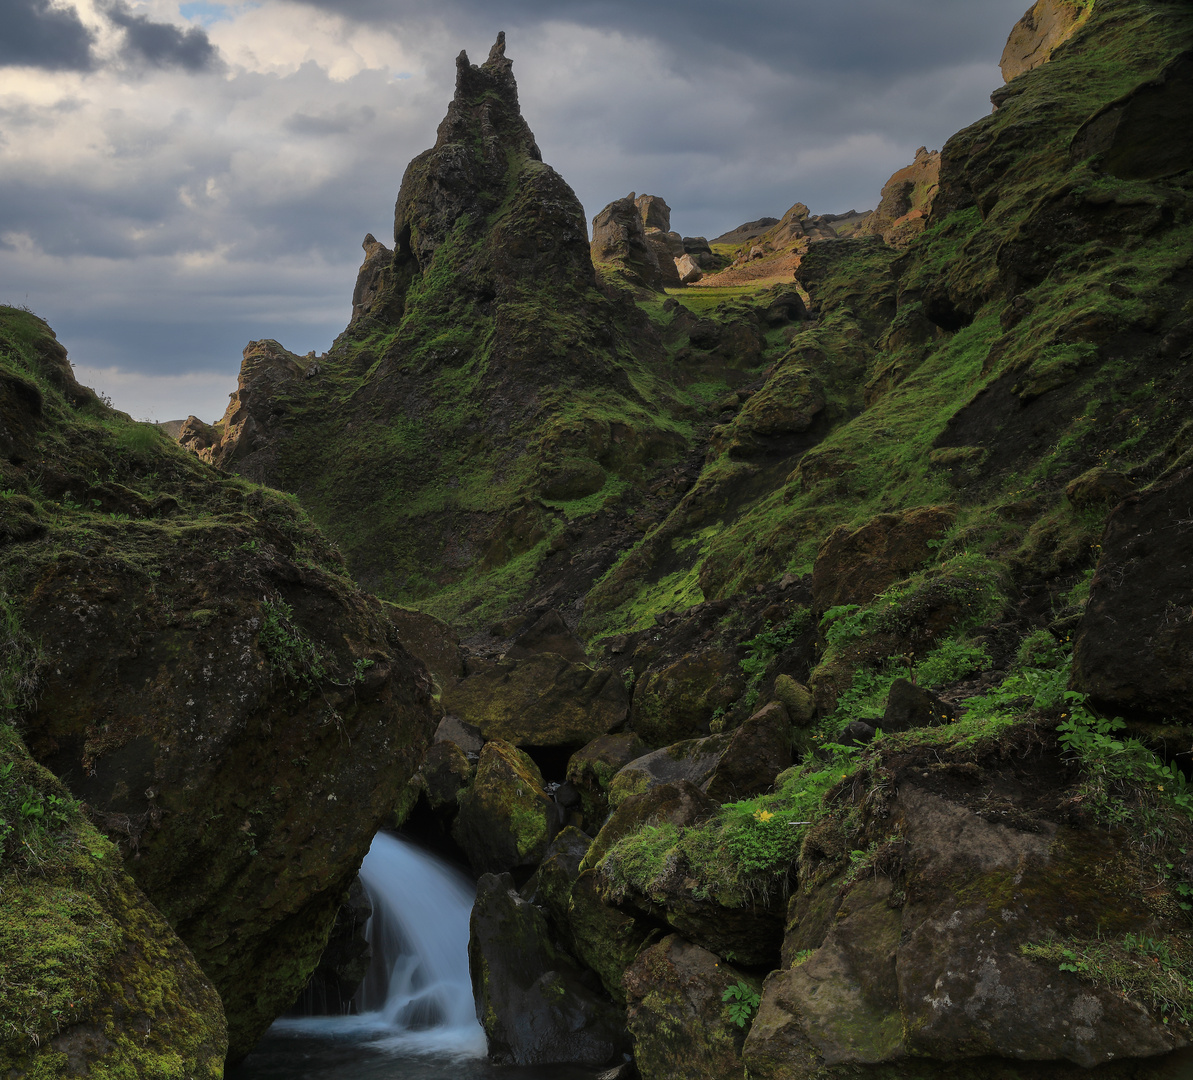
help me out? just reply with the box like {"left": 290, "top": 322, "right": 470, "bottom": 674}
{"left": 288, "top": 0, "right": 1025, "bottom": 78}
{"left": 107, "top": 1, "right": 222, "bottom": 71}
{"left": 0, "top": 0, "right": 95, "bottom": 71}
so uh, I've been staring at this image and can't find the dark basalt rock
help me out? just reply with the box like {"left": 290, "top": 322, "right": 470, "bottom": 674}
{"left": 470, "top": 872, "right": 626, "bottom": 1067}
{"left": 1072, "top": 465, "right": 1193, "bottom": 721}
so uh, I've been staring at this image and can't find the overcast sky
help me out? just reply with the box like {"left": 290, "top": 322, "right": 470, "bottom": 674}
{"left": 0, "top": 0, "right": 1028, "bottom": 422}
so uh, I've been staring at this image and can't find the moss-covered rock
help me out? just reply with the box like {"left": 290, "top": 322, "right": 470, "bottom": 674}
{"left": 0, "top": 726, "right": 226, "bottom": 1079}
{"left": 567, "top": 868, "right": 661, "bottom": 1004}
{"left": 624, "top": 935, "right": 753, "bottom": 1080}
{"left": 565, "top": 732, "right": 649, "bottom": 829}
{"left": 629, "top": 646, "right": 745, "bottom": 746}
{"left": 0, "top": 307, "right": 436, "bottom": 1060}
{"left": 441, "top": 652, "right": 629, "bottom": 749}
{"left": 453, "top": 739, "right": 557, "bottom": 873}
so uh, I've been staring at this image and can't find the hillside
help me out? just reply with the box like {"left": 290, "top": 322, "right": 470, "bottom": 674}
{"left": 6, "top": 0, "right": 1193, "bottom": 1076}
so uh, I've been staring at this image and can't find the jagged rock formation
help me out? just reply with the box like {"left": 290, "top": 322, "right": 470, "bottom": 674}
{"left": 186, "top": 36, "right": 688, "bottom": 630}
{"left": 855, "top": 145, "right": 940, "bottom": 247}
{"left": 590, "top": 192, "right": 665, "bottom": 291}
{"left": 0, "top": 307, "right": 434, "bottom": 1061}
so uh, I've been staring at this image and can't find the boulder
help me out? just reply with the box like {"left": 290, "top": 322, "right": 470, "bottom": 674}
{"left": 435, "top": 714, "right": 484, "bottom": 759}
{"left": 712, "top": 367, "right": 825, "bottom": 458}
{"left": 811, "top": 505, "right": 956, "bottom": 614}
{"left": 774, "top": 674, "right": 816, "bottom": 725}
{"left": 630, "top": 645, "right": 745, "bottom": 746}
{"left": 524, "top": 826, "right": 592, "bottom": 953}
{"left": 566, "top": 732, "right": 650, "bottom": 829}
{"left": 504, "top": 607, "right": 589, "bottom": 664}
{"left": 388, "top": 606, "right": 466, "bottom": 687}
{"left": 608, "top": 736, "right": 730, "bottom": 810}
{"left": 879, "top": 678, "right": 954, "bottom": 733}
{"left": 420, "top": 738, "right": 474, "bottom": 814}
{"left": 568, "top": 869, "right": 661, "bottom": 1003}
{"left": 591, "top": 193, "right": 664, "bottom": 292}
{"left": 675, "top": 253, "right": 704, "bottom": 284}
{"left": 625, "top": 936, "right": 753, "bottom": 1080}
{"left": 453, "top": 740, "right": 558, "bottom": 874}
{"left": 704, "top": 700, "right": 793, "bottom": 803}
{"left": 469, "top": 873, "right": 625, "bottom": 1067}
{"left": 1072, "top": 465, "right": 1193, "bottom": 721}
{"left": 744, "top": 784, "right": 1185, "bottom": 1074}
{"left": 585, "top": 780, "right": 720, "bottom": 872}
{"left": 441, "top": 652, "right": 629, "bottom": 749}
{"left": 644, "top": 231, "right": 683, "bottom": 288}
{"left": 1064, "top": 466, "right": 1134, "bottom": 509}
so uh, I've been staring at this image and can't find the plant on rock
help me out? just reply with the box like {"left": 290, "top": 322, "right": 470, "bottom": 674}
{"left": 722, "top": 979, "right": 760, "bottom": 1028}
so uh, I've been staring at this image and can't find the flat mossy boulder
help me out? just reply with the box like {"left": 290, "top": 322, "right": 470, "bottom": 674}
{"left": 624, "top": 935, "right": 753, "bottom": 1080}
{"left": 811, "top": 505, "right": 956, "bottom": 614}
{"left": 441, "top": 653, "right": 629, "bottom": 749}
{"left": 710, "top": 367, "right": 825, "bottom": 460}
{"left": 565, "top": 732, "right": 649, "bottom": 829}
{"left": 0, "top": 726, "right": 226, "bottom": 1079}
{"left": 468, "top": 872, "right": 625, "bottom": 1067}
{"left": 453, "top": 740, "right": 558, "bottom": 874}
{"left": 629, "top": 645, "right": 745, "bottom": 746}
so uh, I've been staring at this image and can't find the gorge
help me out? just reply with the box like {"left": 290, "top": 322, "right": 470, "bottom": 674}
{"left": 3, "top": 0, "right": 1193, "bottom": 1078}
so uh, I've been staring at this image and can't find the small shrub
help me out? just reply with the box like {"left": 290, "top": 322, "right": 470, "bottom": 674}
{"left": 722, "top": 980, "right": 760, "bottom": 1028}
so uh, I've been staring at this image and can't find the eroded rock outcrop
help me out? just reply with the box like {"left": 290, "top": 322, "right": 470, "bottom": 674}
{"left": 1, "top": 309, "right": 435, "bottom": 1061}
{"left": 856, "top": 146, "right": 940, "bottom": 248}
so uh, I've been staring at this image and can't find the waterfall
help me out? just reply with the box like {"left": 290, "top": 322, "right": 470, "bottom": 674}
{"left": 271, "top": 832, "right": 487, "bottom": 1059}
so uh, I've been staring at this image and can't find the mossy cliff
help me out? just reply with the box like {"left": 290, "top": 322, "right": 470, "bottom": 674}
{"left": 186, "top": 34, "right": 701, "bottom": 629}
{"left": 0, "top": 305, "right": 435, "bottom": 1063}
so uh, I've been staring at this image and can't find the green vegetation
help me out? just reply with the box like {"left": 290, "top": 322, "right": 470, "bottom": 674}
{"left": 722, "top": 980, "right": 761, "bottom": 1028}
{"left": 600, "top": 742, "right": 860, "bottom": 907}
{"left": 1021, "top": 932, "right": 1193, "bottom": 1027}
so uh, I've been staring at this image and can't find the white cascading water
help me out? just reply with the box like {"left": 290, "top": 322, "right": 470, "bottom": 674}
{"left": 272, "top": 832, "right": 487, "bottom": 1059}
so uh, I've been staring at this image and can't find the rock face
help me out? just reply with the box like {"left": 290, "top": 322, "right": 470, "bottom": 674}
{"left": 1, "top": 309, "right": 435, "bottom": 1061}
{"left": 591, "top": 192, "right": 664, "bottom": 291}
{"left": 1, "top": 727, "right": 227, "bottom": 1079}
{"left": 469, "top": 872, "right": 625, "bottom": 1067}
{"left": 856, "top": 146, "right": 941, "bottom": 248}
{"left": 1000, "top": 0, "right": 1088, "bottom": 82}
{"left": 1072, "top": 465, "right": 1193, "bottom": 721}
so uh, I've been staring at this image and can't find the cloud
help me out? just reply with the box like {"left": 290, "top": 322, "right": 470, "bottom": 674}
{"left": 0, "top": 0, "right": 96, "bottom": 71}
{"left": 107, "top": 0, "right": 222, "bottom": 71}
{"left": 69, "top": 362, "right": 237, "bottom": 423}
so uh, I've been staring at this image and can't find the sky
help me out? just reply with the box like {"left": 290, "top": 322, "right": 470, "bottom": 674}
{"left": 0, "top": 0, "right": 1029, "bottom": 423}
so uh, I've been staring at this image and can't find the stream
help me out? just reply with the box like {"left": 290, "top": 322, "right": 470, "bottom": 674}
{"left": 228, "top": 832, "right": 603, "bottom": 1080}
